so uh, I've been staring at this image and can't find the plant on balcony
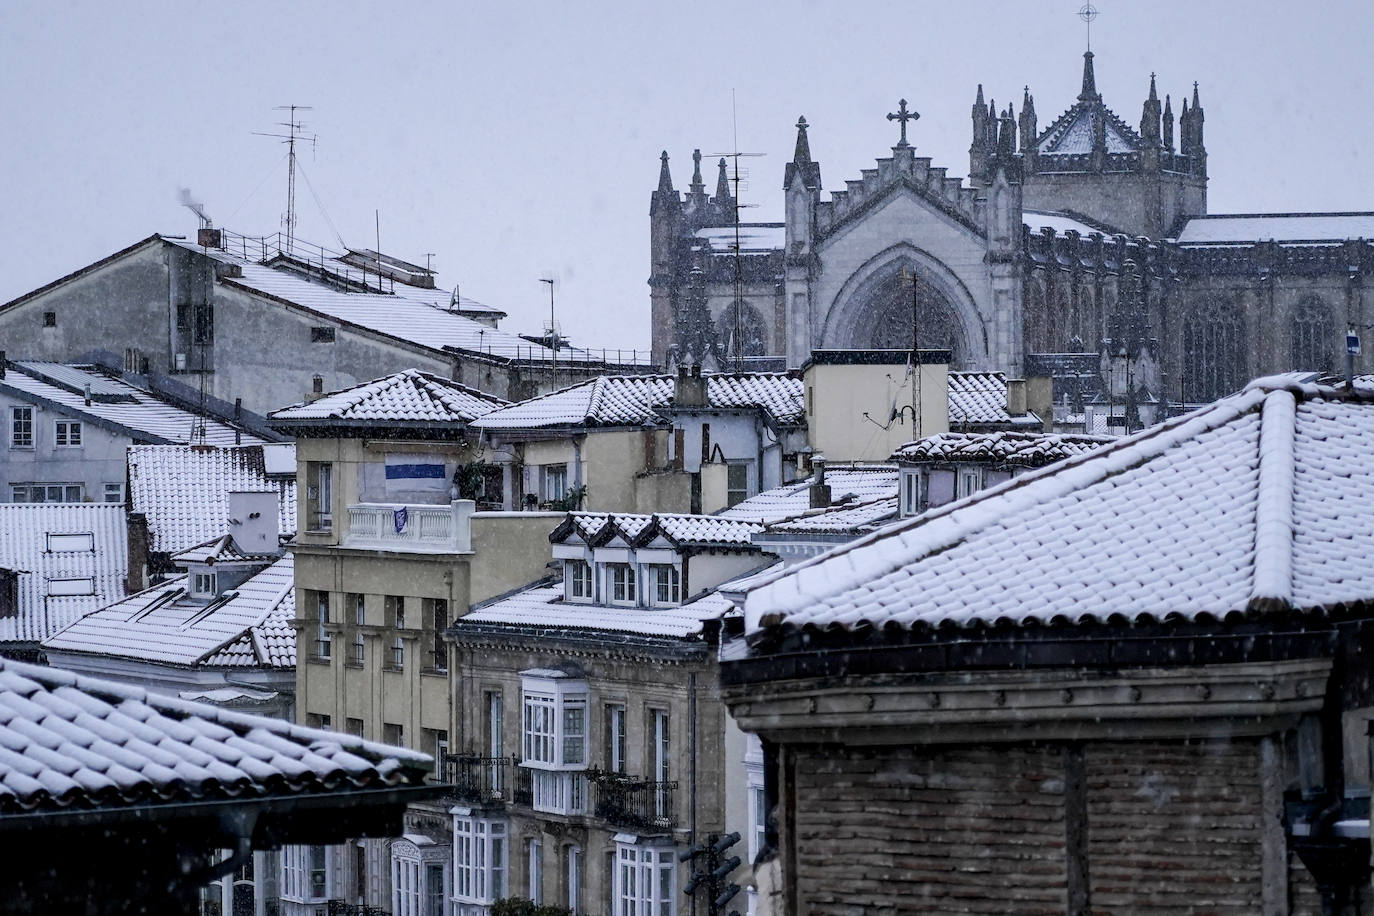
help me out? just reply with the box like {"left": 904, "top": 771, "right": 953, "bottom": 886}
{"left": 453, "top": 461, "right": 489, "bottom": 502}
{"left": 547, "top": 485, "right": 587, "bottom": 512}
{"left": 492, "top": 898, "right": 574, "bottom": 916}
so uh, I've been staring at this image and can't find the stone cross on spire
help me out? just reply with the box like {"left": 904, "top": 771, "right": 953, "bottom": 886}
{"left": 887, "top": 99, "right": 920, "bottom": 148}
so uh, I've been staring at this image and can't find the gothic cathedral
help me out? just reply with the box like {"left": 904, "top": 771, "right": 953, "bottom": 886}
{"left": 649, "top": 50, "right": 1373, "bottom": 426}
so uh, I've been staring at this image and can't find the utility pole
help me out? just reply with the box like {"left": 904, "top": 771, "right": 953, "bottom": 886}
{"left": 541, "top": 278, "right": 557, "bottom": 390}
{"left": 901, "top": 266, "right": 923, "bottom": 436}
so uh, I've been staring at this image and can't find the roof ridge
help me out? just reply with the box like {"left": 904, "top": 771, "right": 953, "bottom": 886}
{"left": 745, "top": 388, "right": 1270, "bottom": 630}
{"left": 1248, "top": 389, "right": 1297, "bottom": 611}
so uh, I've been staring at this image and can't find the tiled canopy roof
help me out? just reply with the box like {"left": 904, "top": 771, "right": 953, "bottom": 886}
{"left": 761, "top": 496, "right": 900, "bottom": 536}
{"left": 743, "top": 377, "right": 1374, "bottom": 637}
{"left": 44, "top": 555, "right": 296, "bottom": 669}
{"left": 720, "top": 466, "right": 899, "bottom": 524}
{"left": 891, "top": 431, "right": 1114, "bottom": 466}
{"left": 553, "top": 512, "right": 764, "bottom": 550}
{"left": 127, "top": 446, "right": 297, "bottom": 555}
{"left": 269, "top": 369, "right": 507, "bottom": 426}
{"left": 473, "top": 373, "right": 805, "bottom": 431}
{"left": 0, "top": 658, "right": 429, "bottom": 815}
{"left": 948, "top": 372, "right": 1044, "bottom": 430}
{"left": 170, "top": 534, "right": 281, "bottom": 567}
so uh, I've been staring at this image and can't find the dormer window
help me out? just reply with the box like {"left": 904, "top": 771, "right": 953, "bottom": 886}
{"left": 566, "top": 560, "right": 593, "bottom": 602}
{"left": 192, "top": 571, "right": 217, "bottom": 598}
{"left": 608, "top": 563, "right": 636, "bottom": 605}
{"left": 899, "top": 468, "right": 927, "bottom": 517}
{"left": 648, "top": 564, "right": 681, "bottom": 606}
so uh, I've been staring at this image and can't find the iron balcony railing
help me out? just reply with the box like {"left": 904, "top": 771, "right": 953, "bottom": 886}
{"left": 441, "top": 754, "right": 531, "bottom": 807}
{"left": 326, "top": 902, "right": 389, "bottom": 916}
{"left": 588, "top": 769, "right": 679, "bottom": 832}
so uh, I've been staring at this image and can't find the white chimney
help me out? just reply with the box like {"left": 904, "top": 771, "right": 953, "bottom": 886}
{"left": 228, "top": 490, "right": 281, "bottom": 555}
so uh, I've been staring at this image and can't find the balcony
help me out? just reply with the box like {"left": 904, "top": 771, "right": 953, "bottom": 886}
{"left": 342, "top": 501, "right": 473, "bottom": 553}
{"left": 441, "top": 753, "right": 526, "bottom": 807}
{"left": 589, "top": 770, "right": 678, "bottom": 832}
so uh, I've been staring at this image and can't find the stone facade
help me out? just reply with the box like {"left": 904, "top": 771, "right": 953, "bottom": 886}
{"left": 651, "top": 51, "right": 1374, "bottom": 421}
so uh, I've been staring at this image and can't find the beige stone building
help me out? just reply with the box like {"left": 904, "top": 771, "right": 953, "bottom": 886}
{"left": 445, "top": 511, "right": 775, "bottom": 916}
{"left": 269, "top": 370, "right": 559, "bottom": 916}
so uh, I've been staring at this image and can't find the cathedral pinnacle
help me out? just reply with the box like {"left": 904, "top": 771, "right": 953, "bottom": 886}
{"left": 657, "top": 151, "right": 674, "bottom": 194}
{"left": 793, "top": 116, "right": 812, "bottom": 164}
{"left": 1192, "top": 81, "right": 1202, "bottom": 111}
{"left": 1148, "top": 72, "right": 1158, "bottom": 102}
{"left": 1079, "top": 51, "right": 1101, "bottom": 102}
{"left": 715, "top": 158, "right": 732, "bottom": 203}
{"left": 690, "top": 149, "right": 704, "bottom": 194}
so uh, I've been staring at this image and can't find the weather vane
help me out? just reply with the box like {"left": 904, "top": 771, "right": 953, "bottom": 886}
{"left": 1079, "top": 3, "right": 1099, "bottom": 52}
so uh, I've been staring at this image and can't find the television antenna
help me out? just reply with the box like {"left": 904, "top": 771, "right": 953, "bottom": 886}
{"left": 254, "top": 105, "right": 315, "bottom": 253}
{"left": 705, "top": 89, "right": 765, "bottom": 372}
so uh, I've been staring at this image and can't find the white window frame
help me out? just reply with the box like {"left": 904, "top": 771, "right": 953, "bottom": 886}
{"left": 607, "top": 703, "right": 627, "bottom": 773}
{"left": 47, "top": 576, "right": 94, "bottom": 597}
{"left": 53, "top": 419, "right": 82, "bottom": 448}
{"left": 648, "top": 564, "right": 681, "bottom": 607}
{"left": 47, "top": 532, "right": 94, "bottom": 553}
{"left": 531, "top": 770, "right": 586, "bottom": 816}
{"left": 958, "top": 467, "right": 983, "bottom": 499}
{"left": 520, "top": 674, "right": 589, "bottom": 770}
{"left": 542, "top": 464, "right": 569, "bottom": 503}
{"left": 453, "top": 815, "right": 506, "bottom": 906}
{"left": 566, "top": 845, "right": 582, "bottom": 912}
{"left": 393, "top": 856, "right": 421, "bottom": 916}
{"left": 726, "top": 461, "right": 751, "bottom": 507}
{"left": 316, "top": 591, "right": 331, "bottom": 658}
{"left": 352, "top": 593, "right": 365, "bottom": 663}
{"left": 9, "top": 407, "right": 33, "bottom": 449}
{"left": 193, "top": 571, "right": 217, "bottom": 598}
{"left": 528, "top": 837, "right": 543, "bottom": 904}
{"left": 566, "top": 559, "right": 593, "bottom": 602}
{"left": 103, "top": 482, "right": 124, "bottom": 504}
{"left": 608, "top": 562, "right": 637, "bottom": 606}
{"left": 615, "top": 843, "right": 676, "bottom": 916}
{"left": 280, "top": 844, "right": 331, "bottom": 903}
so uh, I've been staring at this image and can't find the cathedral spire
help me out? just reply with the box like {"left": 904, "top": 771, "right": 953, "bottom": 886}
{"left": 1140, "top": 73, "right": 1161, "bottom": 143}
{"left": 793, "top": 116, "right": 812, "bottom": 164}
{"left": 689, "top": 149, "right": 704, "bottom": 194}
{"left": 1192, "top": 81, "right": 1201, "bottom": 110}
{"left": 1148, "top": 72, "right": 1158, "bottom": 102}
{"left": 1078, "top": 51, "right": 1101, "bottom": 102}
{"left": 657, "top": 151, "right": 674, "bottom": 194}
{"left": 1163, "top": 94, "right": 1174, "bottom": 150}
{"left": 715, "top": 158, "right": 732, "bottom": 203}
{"left": 1019, "top": 87, "right": 1037, "bottom": 153}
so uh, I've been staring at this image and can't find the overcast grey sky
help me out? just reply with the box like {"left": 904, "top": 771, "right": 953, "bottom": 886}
{"left": 1, "top": 1, "right": 1369, "bottom": 352}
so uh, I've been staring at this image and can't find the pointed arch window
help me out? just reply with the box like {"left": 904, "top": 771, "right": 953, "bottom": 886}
{"left": 1023, "top": 276, "right": 1054, "bottom": 354}
{"left": 1290, "top": 297, "right": 1333, "bottom": 373}
{"left": 1182, "top": 297, "right": 1245, "bottom": 402}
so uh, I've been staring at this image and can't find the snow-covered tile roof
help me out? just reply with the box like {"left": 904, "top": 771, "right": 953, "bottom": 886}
{"left": 1023, "top": 210, "right": 1110, "bottom": 237}
{"left": 719, "top": 466, "right": 899, "bottom": 524}
{"left": 44, "top": 555, "right": 295, "bottom": 669}
{"left": 948, "top": 372, "right": 1044, "bottom": 430}
{"left": 1037, "top": 102, "right": 1141, "bottom": 156}
{"left": 472, "top": 373, "right": 805, "bottom": 431}
{"left": 2, "top": 363, "right": 262, "bottom": 446}
{"left": 0, "top": 657, "right": 430, "bottom": 814}
{"left": 1175, "top": 213, "right": 1374, "bottom": 245}
{"left": 742, "top": 377, "right": 1374, "bottom": 637}
{"left": 459, "top": 576, "right": 747, "bottom": 640}
{"left": 0, "top": 504, "right": 127, "bottom": 644}
{"left": 170, "top": 534, "right": 282, "bottom": 567}
{"left": 693, "top": 224, "right": 785, "bottom": 253}
{"left": 127, "top": 446, "right": 297, "bottom": 555}
{"left": 761, "top": 496, "right": 900, "bottom": 536}
{"left": 891, "top": 431, "right": 1114, "bottom": 466}
{"left": 269, "top": 369, "right": 507, "bottom": 426}
{"left": 555, "top": 512, "right": 764, "bottom": 549}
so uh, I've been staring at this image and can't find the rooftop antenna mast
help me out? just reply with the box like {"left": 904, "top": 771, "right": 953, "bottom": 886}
{"left": 708, "top": 89, "right": 764, "bottom": 373}
{"left": 540, "top": 277, "right": 558, "bottom": 390}
{"left": 254, "top": 105, "right": 315, "bottom": 254}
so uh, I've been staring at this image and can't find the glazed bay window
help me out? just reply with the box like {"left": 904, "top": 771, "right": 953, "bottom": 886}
{"left": 615, "top": 844, "right": 676, "bottom": 916}
{"left": 566, "top": 559, "right": 593, "bottom": 601}
{"left": 281, "top": 844, "right": 330, "bottom": 903}
{"left": 522, "top": 670, "right": 589, "bottom": 815}
{"left": 608, "top": 563, "right": 637, "bottom": 605}
{"left": 453, "top": 816, "right": 506, "bottom": 909}
{"left": 648, "top": 564, "right": 680, "bottom": 606}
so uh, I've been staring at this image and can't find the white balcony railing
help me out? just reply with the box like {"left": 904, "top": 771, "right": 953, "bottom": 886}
{"left": 342, "top": 501, "right": 473, "bottom": 553}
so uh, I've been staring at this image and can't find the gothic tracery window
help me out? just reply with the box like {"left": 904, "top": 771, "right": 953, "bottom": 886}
{"left": 1182, "top": 296, "right": 1246, "bottom": 402}
{"left": 1290, "top": 296, "right": 1333, "bottom": 373}
{"left": 864, "top": 268, "right": 964, "bottom": 363}
{"left": 1023, "top": 277, "right": 1054, "bottom": 354}
{"left": 715, "top": 300, "right": 767, "bottom": 363}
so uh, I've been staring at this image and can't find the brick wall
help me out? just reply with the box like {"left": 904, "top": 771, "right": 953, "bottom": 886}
{"left": 791, "top": 744, "right": 1069, "bottom": 914}
{"left": 1085, "top": 740, "right": 1263, "bottom": 914}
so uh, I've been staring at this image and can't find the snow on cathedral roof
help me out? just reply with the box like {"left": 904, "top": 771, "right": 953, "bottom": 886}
{"left": 1175, "top": 213, "right": 1374, "bottom": 245}
{"left": 268, "top": 369, "right": 507, "bottom": 427}
{"left": 0, "top": 657, "right": 430, "bottom": 815}
{"left": 741, "top": 376, "right": 1374, "bottom": 637}
{"left": 44, "top": 555, "right": 295, "bottom": 669}
{"left": 472, "top": 373, "right": 805, "bottom": 431}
